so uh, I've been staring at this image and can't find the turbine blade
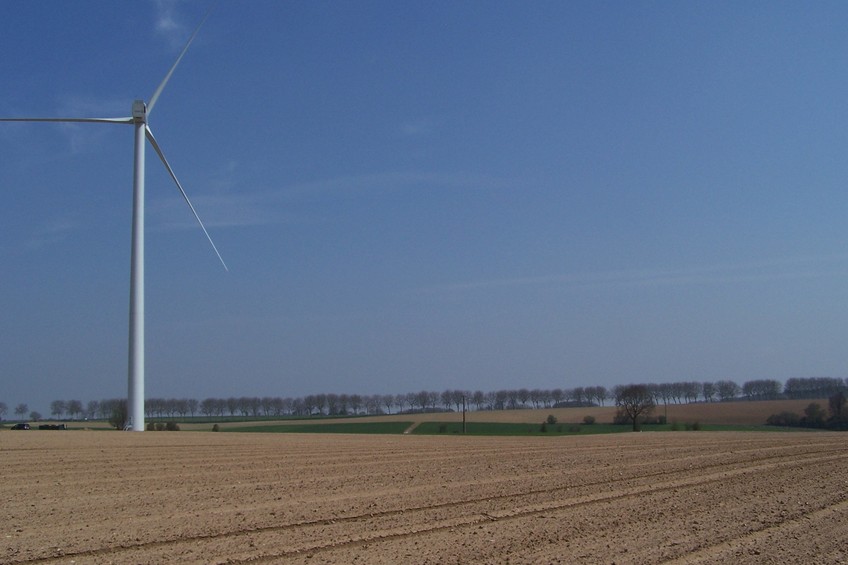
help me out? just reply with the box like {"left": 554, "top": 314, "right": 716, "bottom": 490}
{"left": 147, "top": 8, "right": 214, "bottom": 115}
{"left": 145, "top": 126, "right": 229, "bottom": 271}
{"left": 0, "top": 117, "right": 132, "bottom": 124}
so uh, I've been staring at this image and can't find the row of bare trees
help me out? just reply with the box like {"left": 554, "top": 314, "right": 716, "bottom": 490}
{"left": 0, "top": 399, "right": 126, "bottom": 424}
{"left": 5, "top": 377, "right": 847, "bottom": 422}
{"left": 0, "top": 402, "right": 41, "bottom": 422}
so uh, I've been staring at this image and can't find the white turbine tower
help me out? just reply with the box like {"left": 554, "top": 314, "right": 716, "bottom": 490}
{"left": 0, "top": 14, "right": 227, "bottom": 431}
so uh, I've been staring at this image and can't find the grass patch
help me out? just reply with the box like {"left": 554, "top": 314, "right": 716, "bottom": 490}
{"left": 413, "top": 422, "right": 788, "bottom": 435}
{"left": 413, "top": 422, "right": 627, "bottom": 436}
{"left": 226, "top": 421, "right": 413, "bottom": 434}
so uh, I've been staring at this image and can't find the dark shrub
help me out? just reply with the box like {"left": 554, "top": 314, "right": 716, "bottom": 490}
{"left": 828, "top": 392, "right": 846, "bottom": 423}
{"left": 546, "top": 414, "right": 558, "bottom": 425}
{"left": 766, "top": 411, "right": 801, "bottom": 427}
{"left": 583, "top": 415, "right": 596, "bottom": 425}
{"left": 108, "top": 400, "right": 128, "bottom": 430}
{"left": 802, "top": 403, "right": 826, "bottom": 428}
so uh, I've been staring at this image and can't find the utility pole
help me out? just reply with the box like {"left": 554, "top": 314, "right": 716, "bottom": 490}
{"left": 462, "top": 394, "right": 467, "bottom": 434}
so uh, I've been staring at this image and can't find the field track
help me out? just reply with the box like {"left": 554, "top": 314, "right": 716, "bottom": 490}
{"left": 2, "top": 431, "right": 846, "bottom": 564}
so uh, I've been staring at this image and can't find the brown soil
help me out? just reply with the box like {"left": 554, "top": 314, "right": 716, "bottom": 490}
{"left": 2, "top": 430, "right": 846, "bottom": 564}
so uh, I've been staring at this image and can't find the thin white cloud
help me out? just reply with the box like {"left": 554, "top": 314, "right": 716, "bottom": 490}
{"left": 19, "top": 219, "right": 79, "bottom": 252}
{"left": 149, "top": 192, "right": 275, "bottom": 231}
{"left": 53, "top": 96, "right": 130, "bottom": 153}
{"left": 0, "top": 96, "right": 130, "bottom": 155}
{"left": 424, "top": 255, "right": 848, "bottom": 294}
{"left": 149, "top": 170, "right": 510, "bottom": 231}
{"left": 153, "top": 0, "right": 189, "bottom": 50}
{"left": 57, "top": 96, "right": 128, "bottom": 119}
{"left": 400, "top": 118, "right": 435, "bottom": 137}
{"left": 278, "top": 171, "right": 509, "bottom": 199}
{"left": 149, "top": 157, "right": 278, "bottom": 230}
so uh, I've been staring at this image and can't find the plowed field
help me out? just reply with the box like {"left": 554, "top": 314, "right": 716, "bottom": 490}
{"left": 2, "top": 431, "right": 846, "bottom": 564}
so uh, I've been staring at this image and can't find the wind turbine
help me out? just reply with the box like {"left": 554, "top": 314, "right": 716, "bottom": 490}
{"left": 0, "top": 14, "right": 227, "bottom": 431}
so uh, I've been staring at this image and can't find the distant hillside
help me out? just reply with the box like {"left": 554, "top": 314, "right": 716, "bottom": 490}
{"left": 211, "top": 398, "right": 829, "bottom": 429}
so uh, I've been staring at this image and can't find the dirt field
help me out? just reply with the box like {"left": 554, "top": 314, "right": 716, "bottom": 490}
{"left": 2, "top": 430, "right": 846, "bottom": 564}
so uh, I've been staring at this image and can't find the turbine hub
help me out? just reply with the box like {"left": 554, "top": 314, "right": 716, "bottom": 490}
{"left": 131, "top": 100, "right": 147, "bottom": 123}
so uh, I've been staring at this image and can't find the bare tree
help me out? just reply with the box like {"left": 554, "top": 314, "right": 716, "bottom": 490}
{"left": 362, "top": 395, "right": 379, "bottom": 415}
{"left": 382, "top": 394, "right": 394, "bottom": 414}
{"left": 86, "top": 400, "right": 100, "bottom": 419}
{"left": 290, "top": 397, "right": 305, "bottom": 416}
{"left": 669, "top": 382, "right": 685, "bottom": 404}
{"left": 716, "top": 380, "right": 741, "bottom": 402}
{"left": 96, "top": 401, "right": 113, "bottom": 419}
{"left": 326, "top": 393, "right": 341, "bottom": 415}
{"left": 50, "top": 400, "right": 66, "bottom": 419}
{"left": 570, "top": 387, "right": 586, "bottom": 405}
{"left": 414, "top": 390, "right": 430, "bottom": 412}
{"left": 200, "top": 398, "right": 217, "bottom": 417}
{"left": 440, "top": 390, "right": 453, "bottom": 411}
{"left": 742, "top": 379, "right": 781, "bottom": 401}
{"left": 248, "top": 397, "right": 262, "bottom": 417}
{"left": 394, "top": 393, "right": 408, "bottom": 413}
{"left": 614, "top": 384, "right": 656, "bottom": 432}
{"left": 585, "top": 386, "right": 607, "bottom": 406}
{"left": 338, "top": 394, "right": 350, "bottom": 415}
{"left": 550, "top": 388, "right": 564, "bottom": 406}
{"left": 529, "top": 389, "right": 542, "bottom": 408}
{"left": 349, "top": 394, "right": 363, "bottom": 415}
{"left": 260, "top": 396, "right": 274, "bottom": 416}
{"left": 472, "top": 390, "right": 485, "bottom": 410}
{"left": 145, "top": 397, "right": 161, "bottom": 418}
{"left": 172, "top": 399, "right": 188, "bottom": 418}
{"left": 506, "top": 390, "right": 520, "bottom": 409}
{"left": 67, "top": 399, "right": 83, "bottom": 420}
{"left": 405, "top": 392, "right": 417, "bottom": 412}
{"left": 314, "top": 394, "right": 328, "bottom": 415}
{"left": 451, "top": 390, "right": 468, "bottom": 412}
{"left": 701, "top": 382, "right": 716, "bottom": 402}
{"left": 785, "top": 377, "right": 845, "bottom": 399}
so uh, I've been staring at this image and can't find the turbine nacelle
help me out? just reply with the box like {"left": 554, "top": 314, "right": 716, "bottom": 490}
{"left": 132, "top": 100, "right": 147, "bottom": 123}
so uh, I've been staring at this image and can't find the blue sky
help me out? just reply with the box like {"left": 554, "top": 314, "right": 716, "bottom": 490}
{"left": 3, "top": 1, "right": 848, "bottom": 415}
